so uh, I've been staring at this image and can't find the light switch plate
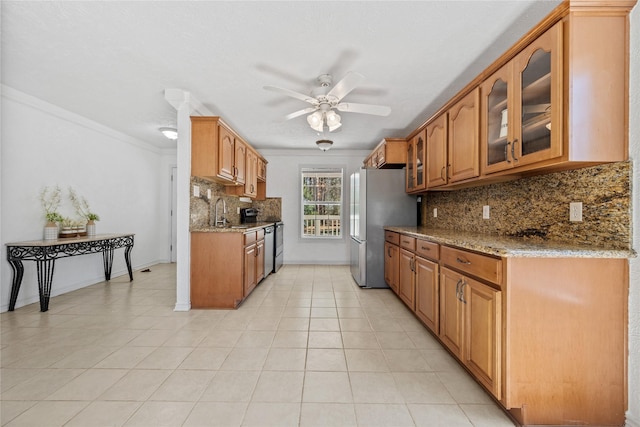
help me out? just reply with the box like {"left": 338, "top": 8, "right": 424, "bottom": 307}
{"left": 433, "top": 208, "right": 437, "bottom": 218}
{"left": 483, "top": 205, "right": 490, "bottom": 219}
{"left": 207, "top": 189, "right": 211, "bottom": 199}
{"left": 193, "top": 185, "right": 199, "bottom": 197}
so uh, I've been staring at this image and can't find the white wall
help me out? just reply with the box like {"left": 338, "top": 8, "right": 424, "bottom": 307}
{"left": 628, "top": 5, "right": 639, "bottom": 426}
{"left": 0, "top": 86, "right": 176, "bottom": 311}
{"left": 261, "top": 148, "right": 370, "bottom": 265}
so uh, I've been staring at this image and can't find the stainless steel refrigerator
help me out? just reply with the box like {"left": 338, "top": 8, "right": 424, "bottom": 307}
{"left": 350, "top": 168, "right": 417, "bottom": 288}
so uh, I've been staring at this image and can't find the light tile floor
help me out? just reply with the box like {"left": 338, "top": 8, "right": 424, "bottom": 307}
{"left": 1, "top": 264, "right": 516, "bottom": 426}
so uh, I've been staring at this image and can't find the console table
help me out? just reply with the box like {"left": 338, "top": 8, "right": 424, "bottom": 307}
{"left": 6, "top": 233, "right": 134, "bottom": 312}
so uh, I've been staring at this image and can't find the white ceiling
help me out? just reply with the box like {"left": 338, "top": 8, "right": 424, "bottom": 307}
{"left": 1, "top": 1, "right": 561, "bottom": 151}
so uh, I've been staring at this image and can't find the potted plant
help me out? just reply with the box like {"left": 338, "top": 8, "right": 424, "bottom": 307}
{"left": 40, "top": 186, "right": 62, "bottom": 240}
{"left": 69, "top": 187, "right": 99, "bottom": 236}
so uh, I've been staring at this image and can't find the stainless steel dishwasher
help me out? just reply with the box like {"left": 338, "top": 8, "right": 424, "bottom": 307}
{"left": 264, "top": 224, "right": 275, "bottom": 275}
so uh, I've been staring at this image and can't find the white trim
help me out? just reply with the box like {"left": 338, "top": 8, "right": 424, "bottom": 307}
{"left": 627, "top": 412, "right": 640, "bottom": 427}
{"left": 1, "top": 85, "right": 162, "bottom": 154}
{"left": 1, "top": 260, "right": 163, "bottom": 312}
{"left": 260, "top": 148, "right": 370, "bottom": 158}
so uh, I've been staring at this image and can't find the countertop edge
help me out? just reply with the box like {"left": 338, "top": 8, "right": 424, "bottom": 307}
{"left": 191, "top": 222, "right": 276, "bottom": 233}
{"left": 384, "top": 226, "right": 636, "bottom": 259}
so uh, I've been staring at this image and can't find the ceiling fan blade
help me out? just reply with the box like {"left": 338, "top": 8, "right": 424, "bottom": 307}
{"left": 336, "top": 102, "right": 391, "bottom": 116}
{"left": 327, "top": 71, "right": 365, "bottom": 101}
{"left": 285, "top": 107, "right": 317, "bottom": 121}
{"left": 263, "top": 85, "right": 317, "bottom": 104}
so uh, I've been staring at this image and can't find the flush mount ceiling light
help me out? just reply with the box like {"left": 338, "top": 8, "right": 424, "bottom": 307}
{"left": 316, "top": 139, "right": 334, "bottom": 151}
{"left": 159, "top": 127, "right": 178, "bottom": 140}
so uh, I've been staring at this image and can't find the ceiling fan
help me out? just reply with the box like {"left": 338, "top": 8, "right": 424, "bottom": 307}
{"left": 264, "top": 72, "right": 391, "bottom": 133}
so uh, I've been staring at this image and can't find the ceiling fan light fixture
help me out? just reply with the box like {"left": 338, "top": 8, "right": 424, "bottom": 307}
{"left": 316, "top": 139, "right": 333, "bottom": 151}
{"left": 328, "top": 122, "right": 342, "bottom": 132}
{"left": 159, "top": 127, "right": 178, "bottom": 140}
{"left": 325, "top": 110, "right": 340, "bottom": 126}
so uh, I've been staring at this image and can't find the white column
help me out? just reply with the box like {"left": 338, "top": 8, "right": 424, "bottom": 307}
{"left": 164, "top": 89, "right": 213, "bottom": 312}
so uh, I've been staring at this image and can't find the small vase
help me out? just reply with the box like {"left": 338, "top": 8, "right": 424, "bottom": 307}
{"left": 44, "top": 222, "right": 58, "bottom": 240}
{"left": 86, "top": 220, "right": 96, "bottom": 237}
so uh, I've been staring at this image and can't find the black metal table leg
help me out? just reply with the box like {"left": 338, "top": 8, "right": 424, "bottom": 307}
{"left": 103, "top": 247, "right": 114, "bottom": 281}
{"left": 8, "top": 259, "right": 24, "bottom": 311}
{"left": 124, "top": 244, "right": 133, "bottom": 281}
{"left": 36, "top": 259, "right": 55, "bottom": 312}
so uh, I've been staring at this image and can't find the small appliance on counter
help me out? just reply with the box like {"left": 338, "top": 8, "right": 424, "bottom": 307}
{"left": 240, "top": 208, "right": 258, "bottom": 224}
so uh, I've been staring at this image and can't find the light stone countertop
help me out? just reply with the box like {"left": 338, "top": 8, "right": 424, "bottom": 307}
{"left": 384, "top": 226, "right": 635, "bottom": 259}
{"left": 191, "top": 222, "right": 276, "bottom": 233}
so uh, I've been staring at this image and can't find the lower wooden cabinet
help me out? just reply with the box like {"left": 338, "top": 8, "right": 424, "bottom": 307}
{"left": 191, "top": 228, "right": 265, "bottom": 309}
{"left": 440, "top": 267, "right": 501, "bottom": 398}
{"left": 414, "top": 256, "right": 439, "bottom": 333}
{"left": 398, "top": 248, "right": 415, "bottom": 310}
{"left": 384, "top": 229, "right": 628, "bottom": 426}
{"left": 384, "top": 242, "right": 399, "bottom": 294}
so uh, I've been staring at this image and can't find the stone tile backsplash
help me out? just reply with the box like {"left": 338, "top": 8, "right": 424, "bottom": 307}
{"left": 423, "top": 161, "right": 631, "bottom": 250}
{"left": 190, "top": 177, "right": 281, "bottom": 228}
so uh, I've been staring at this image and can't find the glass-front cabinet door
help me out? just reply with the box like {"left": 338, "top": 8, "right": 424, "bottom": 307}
{"left": 513, "top": 22, "right": 562, "bottom": 167}
{"left": 481, "top": 22, "right": 562, "bottom": 175}
{"left": 414, "top": 131, "right": 426, "bottom": 191}
{"left": 405, "top": 138, "right": 415, "bottom": 192}
{"left": 481, "top": 64, "right": 512, "bottom": 174}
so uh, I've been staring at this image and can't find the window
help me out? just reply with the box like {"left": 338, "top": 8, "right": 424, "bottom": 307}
{"left": 301, "top": 168, "right": 343, "bottom": 238}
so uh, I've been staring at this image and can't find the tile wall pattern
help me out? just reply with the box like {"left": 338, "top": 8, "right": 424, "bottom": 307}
{"left": 190, "top": 177, "right": 281, "bottom": 228}
{"left": 423, "top": 161, "right": 631, "bottom": 249}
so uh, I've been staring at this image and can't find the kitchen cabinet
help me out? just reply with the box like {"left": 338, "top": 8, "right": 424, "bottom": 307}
{"left": 404, "top": 1, "right": 632, "bottom": 191}
{"left": 425, "top": 88, "right": 479, "bottom": 189}
{"left": 190, "top": 227, "right": 266, "bottom": 309}
{"left": 447, "top": 88, "right": 480, "bottom": 183}
{"left": 191, "top": 116, "right": 267, "bottom": 199}
{"left": 425, "top": 114, "right": 447, "bottom": 188}
{"left": 398, "top": 248, "right": 415, "bottom": 310}
{"left": 406, "top": 130, "right": 426, "bottom": 193}
{"left": 414, "top": 239, "right": 440, "bottom": 332}
{"left": 384, "top": 242, "right": 399, "bottom": 294}
{"left": 243, "top": 228, "right": 265, "bottom": 296}
{"left": 385, "top": 227, "right": 629, "bottom": 426}
{"left": 439, "top": 264, "right": 502, "bottom": 399}
{"left": 384, "top": 231, "right": 400, "bottom": 294}
{"left": 364, "top": 138, "right": 407, "bottom": 169}
{"left": 481, "top": 23, "right": 562, "bottom": 174}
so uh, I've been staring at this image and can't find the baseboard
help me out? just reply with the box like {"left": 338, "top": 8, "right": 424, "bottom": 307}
{"left": 1, "top": 259, "right": 165, "bottom": 313}
{"left": 627, "top": 411, "right": 640, "bottom": 427}
{"left": 174, "top": 302, "right": 191, "bottom": 312}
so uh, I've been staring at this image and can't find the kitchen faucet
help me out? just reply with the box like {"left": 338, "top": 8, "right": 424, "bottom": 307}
{"left": 214, "top": 197, "right": 227, "bottom": 227}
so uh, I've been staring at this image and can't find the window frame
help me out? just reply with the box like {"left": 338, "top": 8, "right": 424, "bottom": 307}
{"left": 299, "top": 166, "right": 345, "bottom": 240}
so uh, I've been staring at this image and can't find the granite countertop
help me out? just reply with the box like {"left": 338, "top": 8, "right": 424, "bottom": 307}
{"left": 191, "top": 221, "right": 276, "bottom": 233}
{"left": 384, "top": 226, "right": 635, "bottom": 259}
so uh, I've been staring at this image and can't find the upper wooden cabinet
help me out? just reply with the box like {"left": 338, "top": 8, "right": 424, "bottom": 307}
{"left": 405, "top": 1, "right": 634, "bottom": 191}
{"left": 448, "top": 88, "right": 480, "bottom": 183}
{"left": 191, "top": 116, "right": 266, "bottom": 199}
{"left": 406, "top": 130, "right": 426, "bottom": 193}
{"left": 424, "top": 88, "right": 480, "bottom": 189}
{"left": 482, "top": 23, "right": 562, "bottom": 174}
{"left": 425, "top": 114, "right": 447, "bottom": 188}
{"left": 364, "top": 138, "right": 407, "bottom": 169}
{"left": 257, "top": 157, "right": 267, "bottom": 182}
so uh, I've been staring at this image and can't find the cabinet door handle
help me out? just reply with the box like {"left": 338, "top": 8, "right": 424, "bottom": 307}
{"left": 460, "top": 282, "right": 468, "bottom": 304}
{"left": 420, "top": 245, "right": 430, "bottom": 251}
{"left": 455, "top": 278, "right": 463, "bottom": 301}
{"left": 441, "top": 166, "right": 446, "bottom": 180}
{"left": 387, "top": 247, "right": 392, "bottom": 257}
{"left": 456, "top": 257, "right": 471, "bottom": 265}
{"left": 511, "top": 139, "right": 519, "bottom": 162}
{"left": 505, "top": 141, "right": 512, "bottom": 163}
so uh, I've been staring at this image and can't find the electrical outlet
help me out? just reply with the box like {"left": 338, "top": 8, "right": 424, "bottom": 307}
{"left": 193, "top": 185, "right": 199, "bottom": 197}
{"left": 483, "top": 205, "right": 490, "bottom": 220}
{"left": 433, "top": 208, "right": 438, "bottom": 218}
{"left": 237, "top": 207, "right": 240, "bottom": 214}
{"left": 570, "top": 202, "right": 583, "bottom": 222}
{"left": 207, "top": 189, "right": 211, "bottom": 199}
